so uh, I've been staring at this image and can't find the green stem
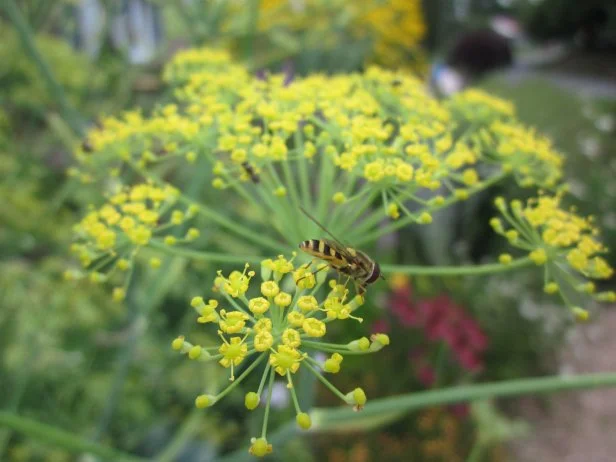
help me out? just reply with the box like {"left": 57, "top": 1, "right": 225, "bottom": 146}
{"left": 303, "top": 361, "right": 347, "bottom": 402}
{"left": 93, "top": 258, "right": 186, "bottom": 441}
{"left": 0, "top": 412, "right": 145, "bottom": 462}
{"left": 244, "top": 0, "right": 260, "bottom": 66}
{"left": 281, "top": 160, "right": 302, "bottom": 217}
{"left": 148, "top": 240, "right": 263, "bottom": 264}
{"left": 0, "top": 335, "right": 37, "bottom": 457}
{"left": 295, "top": 132, "right": 312, "bottom": 207}
{"left": 354, "top": 172, "right": 508, "bottom": 246}
{"left": 128, "top": 161, "right": 285, "bottom": 253}
{"left": 155, "top": 408, "right": 203, "bottom": 462}
{"left": 316, "top": 153, "right": 335, "bottom": 224}
{"left": 2, "top": 0, "right": 84, "bottom": 135}
{"left": 261, "top": 367, "right": 275, "bottom": 438}
{"left": 257, "top": 364, "right": 272, "bottom": 396}
{"left": 466, "top": 439, "right": 486, "bottom": 462}
{"left": 314, "top": 371, "right": 616, "bottom": 424}
{"left": 381, "top": 256, "right": 534, "bottom": 276}
{"left": 287, "top": 372, "right": 301, "bottom": 414}
{"left": 216, "top": 353, "right": 267, "bottom": 402}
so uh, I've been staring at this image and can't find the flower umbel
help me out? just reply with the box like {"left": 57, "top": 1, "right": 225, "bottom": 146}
{"left": 173, "top": 256, "right": 390, "bottom": 457}
{"left": 492, "top": 194, "right": 614, "bottom": 320}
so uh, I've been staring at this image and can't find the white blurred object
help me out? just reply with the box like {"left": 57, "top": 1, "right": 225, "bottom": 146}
{"left": 266, "top": 381, "right": 290, "bottom": 409}
{"left": 490, "top": 15, "right": 521, "bottom": 40}
{"left": 76, "top": 0, "right": 106, "bottom": 57}
{"left": 432, "top": 64, "right": 464, "bottom": 96}
{"left": 76, "top": 0, "right": 163, "bottom": 64}
{"left": 596, "top": 114, "right": 614, "bottom": 133}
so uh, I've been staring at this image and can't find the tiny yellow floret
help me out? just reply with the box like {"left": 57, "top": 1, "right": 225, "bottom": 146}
{"left": 249, "top": 437, "right": 272, "bottom": 457}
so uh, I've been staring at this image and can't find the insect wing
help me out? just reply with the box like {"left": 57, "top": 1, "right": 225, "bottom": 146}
{"left": 322, "top": 238, "right": 356, "bottom": 264}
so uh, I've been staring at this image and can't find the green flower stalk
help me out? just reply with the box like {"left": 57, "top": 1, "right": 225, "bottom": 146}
{"left": 171, "top": 254, "right": 389, "bottom": 457}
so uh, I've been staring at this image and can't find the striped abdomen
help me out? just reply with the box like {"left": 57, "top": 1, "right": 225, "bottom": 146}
{"left": 299, "top": 239, "right": 347, "bottom": 267}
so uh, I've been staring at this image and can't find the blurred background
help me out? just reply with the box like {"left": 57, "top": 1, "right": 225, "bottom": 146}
{"left": 1, "top": 0, "right": 615, "bottom": 461}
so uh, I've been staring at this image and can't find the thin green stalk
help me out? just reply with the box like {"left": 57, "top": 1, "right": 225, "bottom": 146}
{"left": 93, "top": 257, "right": 186, "bottom": 441}
{"left": 254, "top": 175, "right": 290, "bottom": 239}
{"left": 226, "top": 175, "right": 268, "bottom": 218}
{"left": 244, "top": 0, "right": 260, "bottom": 66}
{"left": 346, "top": 192, "right": 391, "bottom": 239}
{"left": 281, "top": 160, "right": 302, "bottom": 215}
{"left": 128, "top": 161, "right": 285, "bottom": 252}
{"left": 315, "top": 371, "right": 616, "bottom": 424}
{"left": 171, "top": 1, "right": 201, "bottom": 44}
{"left": 381, "top": 256, "right": 534, "bottom": 276}
{"left": 354, "top": 171, "right": 508, "bottom": 246}
{"left": 265, "top": 163, "right": 303, "bottom": 242}
{"left": 155, "top": 408, "right": 203, "bottom": 462}
{"left": 339, "top": 189, "right": 381, "bottom": 239}
{"left": 0, "top": 337, "right": 37, "bottom": 457}
{"left": 0, "top": 412, "right": 145, "bottom": 462}
{"left": 215, "top": 353, "right": 267, "bottom": 402}
{"left": 316, "top": 153, "right": 336, "bottom": 224}
{"left": 303, "top": 361, "right": 347, "bottom": 402}
{"left": 148, "top": 240, "right": 263, "bottom": 264}
{"left": 287, "top": 372, "right": 301, "bottom": 413}
{"left": 326, "top": 173, "right": 362, "bottom": 231}
{"left": 261, "top": 368, "right": 275, "bottom": 438}
{"left": 466, "top": 439, "right": 487, "bottom": 462}
{"left": 257, "top": 364, "right": 272, "bottom": 396}
{"left": 3, "top": 0, "right": 84, "bottom": 135}
{"left": 294, "top": 131, "right": 312, "bottom": 207}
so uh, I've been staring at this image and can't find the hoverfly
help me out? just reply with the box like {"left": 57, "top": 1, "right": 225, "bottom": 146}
{"left": 81, "top": 138, "right": 93, "bottom": 153}
{"left": 298, "top": 207, "right": 382, "bottom": 295}
{"left": 241, "top": 161, "right": 260, "bottom": 184}
{"left": 213, "top": 154, "right": 260, "bottom": 185}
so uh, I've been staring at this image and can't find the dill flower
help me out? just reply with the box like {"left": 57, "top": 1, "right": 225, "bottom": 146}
{"left": 69, "top": 182, "right": 195, "bottom": 287}
{"left": 173, "top": 255, "right": 390, "bottom": 457}
{"left": 492, "top": 194, "right": 614, "bottom": 319}
{"left": 75, "top": 47, "right": 569, "bottom": 247}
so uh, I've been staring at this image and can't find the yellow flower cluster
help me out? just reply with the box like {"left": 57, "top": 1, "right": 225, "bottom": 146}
{"left": 354, "top": 0, "right": 426, "bottom": 69}
{"left": 172, "top": 255, "right": 389, "bottom": 457}
{"left": 446, "top": 89, "right": 516, "bottom": 123}
{"left": 492, "top": 195, "right": 614, "bottom": 319}
{"left": 252, "top": 0, "right": 426, "bottom": 69}
{"left": 69, "top": 183, "right": 198, "bottom": 291}
{"left": 77, "top": 106, "right": 200, "bottom": 164}
{"left": 76, "top": 47, "right": 567, "bottom": 231}
{"left": 489, "top": 121, "right": 564, "bottom": 188}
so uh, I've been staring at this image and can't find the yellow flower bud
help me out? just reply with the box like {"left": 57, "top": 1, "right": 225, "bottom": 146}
{"left": 245, "top": 392, "right": 260, "bottom": 410}
{"left": 296, "top": 412, "right": 312, "bottom": 430}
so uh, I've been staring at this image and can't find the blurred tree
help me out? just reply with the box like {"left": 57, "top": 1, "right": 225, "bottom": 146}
{"left": 522, "top": 0, "right": 616, "bottom": 50}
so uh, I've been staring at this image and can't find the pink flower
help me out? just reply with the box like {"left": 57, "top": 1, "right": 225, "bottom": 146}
{"left": 371, "top": 318, "right": 391, "bottom": 334}
{"left": 449, "top": 403, "right": 470, "bottom": 419}
{"left": 417, "top": 365, "right": 436, "bottom": 387}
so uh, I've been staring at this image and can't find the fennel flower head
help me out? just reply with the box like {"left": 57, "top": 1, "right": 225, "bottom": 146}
{"left": 172, "top": 254, "right": 389, "bottom": 457}
{"left": 69, "top": 46, "right": 612, "bottom": 320}
{"left": 492, "top": 194, "right": 614, "bottom": 321}
{"left": 75, "top": 46, "right": 565, "bottom": 249}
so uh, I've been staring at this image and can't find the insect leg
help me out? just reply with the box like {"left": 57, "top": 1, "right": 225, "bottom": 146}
{"left": 296, "top": 260, "right": 329, "bottom": 284}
